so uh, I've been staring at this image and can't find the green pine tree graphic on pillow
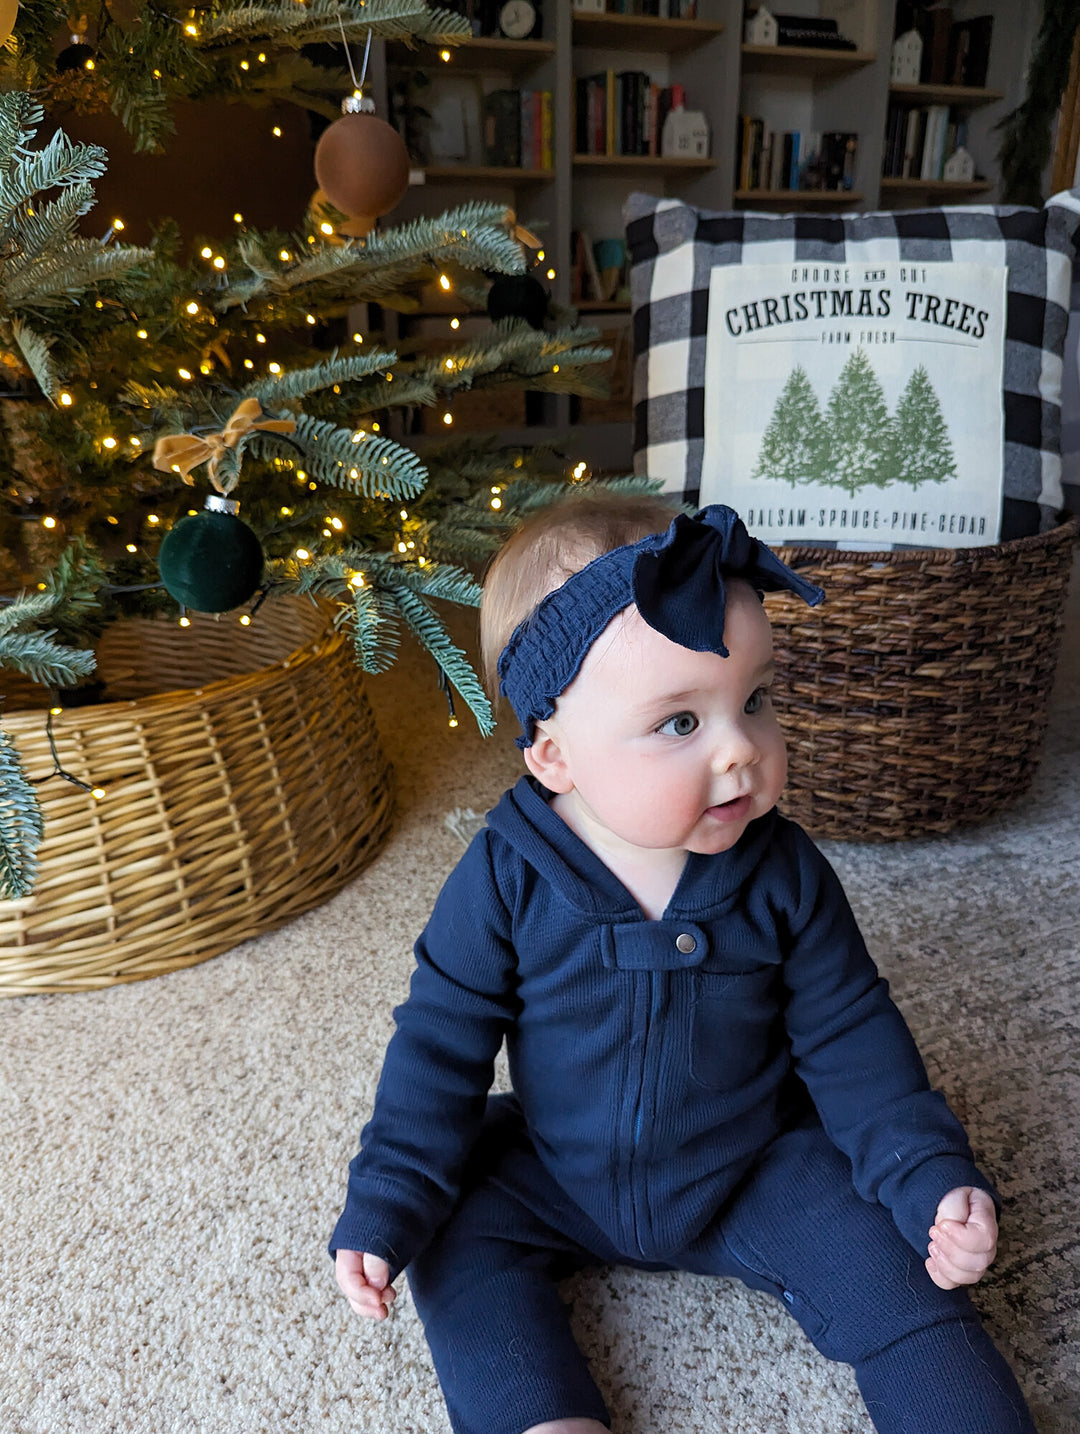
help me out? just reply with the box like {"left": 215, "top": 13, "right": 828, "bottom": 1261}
{"left": 752, "top": 350, "right": 957, "bottom": 494}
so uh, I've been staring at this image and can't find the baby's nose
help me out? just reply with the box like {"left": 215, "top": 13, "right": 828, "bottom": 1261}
{"left": 711, "top": 726, "right": 760, "bottom": 773}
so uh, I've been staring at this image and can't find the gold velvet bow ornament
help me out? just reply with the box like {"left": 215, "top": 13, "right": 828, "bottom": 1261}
{"left": 151, "top": 398, "right": 296, "bottom": 495}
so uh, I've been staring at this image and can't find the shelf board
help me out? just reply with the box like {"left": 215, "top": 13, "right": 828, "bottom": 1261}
{"left": 734, "top": 188, "right": 864, "bottom": 207}
{"left": 388, "top": 36, "right": 555, "bottom": 73}
{"left": 741, "top": 43, "right": 876, "bottom": 75}
{"left": 879, "top": 177, "right": 994, "bottom": 195}
{"left": 573, "top": 14, "right": 724, "bottom": 53}
{"left": 576, "top": 300, "right": 632, "bottom": 313}
{"left": 419, "top": 165, "right": 554, "bottom": 183}
{"left": 889, "top": 82, "right": 1005, "bottom": 108}
{"left": 573, "top": 154, "right": 714, "bottom": 170}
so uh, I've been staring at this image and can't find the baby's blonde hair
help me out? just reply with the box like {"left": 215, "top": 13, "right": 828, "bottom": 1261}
{"left": 479, "top": 489, "right": 679, "bottom": 699}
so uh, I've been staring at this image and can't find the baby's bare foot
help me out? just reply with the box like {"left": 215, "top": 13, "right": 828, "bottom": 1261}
{"left": 521, "top": 1422, "right": 609, "bottom": 1434}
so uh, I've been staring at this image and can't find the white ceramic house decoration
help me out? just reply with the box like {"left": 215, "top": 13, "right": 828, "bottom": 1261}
{"left": 662, "top": 106, "right": 710, "bottom": 160}
{"left": 744, "top": 7, "right": 779, "bottom": 46}
{"left": 891, "top": 28, "right": 923, "bottom": 84}
{"left": 943, "top": 146, "right": 976, "bottom": 183}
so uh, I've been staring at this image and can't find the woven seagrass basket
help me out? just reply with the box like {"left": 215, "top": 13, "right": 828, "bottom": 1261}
{"left": 764, "top": 519, "right": 1079, "bottom": 842}
{"left": 0, "top": 598, "right": 394, "bottom": 996}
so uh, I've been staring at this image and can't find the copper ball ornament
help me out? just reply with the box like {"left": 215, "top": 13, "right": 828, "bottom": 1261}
{"left": 0, "top": 0, "right": 18, "bottom": 47}
{"left": 314, "top": 103, "right": 410, "bottom": 221}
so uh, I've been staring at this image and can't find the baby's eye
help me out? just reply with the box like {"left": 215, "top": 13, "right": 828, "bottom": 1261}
{"left": 744, "top": 688, "right": 770, "bottom": 715}
{"left": 657, "top": 711, "right": 699, "bottom": 737}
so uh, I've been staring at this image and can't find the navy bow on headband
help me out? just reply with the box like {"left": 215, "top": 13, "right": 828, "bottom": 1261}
{"left": 498, "top": 504, "right": 825, "bottom": 747}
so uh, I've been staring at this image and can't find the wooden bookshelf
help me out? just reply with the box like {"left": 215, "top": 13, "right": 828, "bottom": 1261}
{"left": 889, "top": 83, "right": 1005, "bottom": 108}
{"left": 879, "top": 177, "right": 994, "bottom": 197}
{"left": 421, "top": 166, "right": 554, "bottom": 184}
{"left": 389, "top": 37, "right": 555, "bottom": 75}
{"left": 573, "top": 154, "right": 715, "bottom": 171}
{"left": 572, "top": 14, "right": 725, "bottom": 53}
{"left": 741, "top": 44, "right": 877, "bottom": 75}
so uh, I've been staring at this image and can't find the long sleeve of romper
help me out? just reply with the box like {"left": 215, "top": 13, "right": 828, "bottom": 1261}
{"left": 779, "top": 826, "right": 997, "bottom": 1256}
{"left": 329, "top": 832, "right": 518, "bottom": 1278}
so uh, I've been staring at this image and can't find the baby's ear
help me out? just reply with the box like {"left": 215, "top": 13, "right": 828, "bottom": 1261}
{"left": 522, "top": 722, "right": 574, "bottom": 793}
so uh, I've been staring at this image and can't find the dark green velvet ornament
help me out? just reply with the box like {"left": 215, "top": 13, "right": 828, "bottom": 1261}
{"left": 157, "top": 497, "right": 264, "bottom": 613}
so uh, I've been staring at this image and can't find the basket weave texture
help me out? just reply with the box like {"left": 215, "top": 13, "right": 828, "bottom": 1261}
{"left": 0, "top": 599, "right": 394, "bottom": 996}
{"left": 764, "top": 520, "right": 1079, "bottom": 842}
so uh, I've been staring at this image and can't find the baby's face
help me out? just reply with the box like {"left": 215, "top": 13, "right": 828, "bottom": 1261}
{"left": 534, "top": 580, "right": 788, "bottom": 859}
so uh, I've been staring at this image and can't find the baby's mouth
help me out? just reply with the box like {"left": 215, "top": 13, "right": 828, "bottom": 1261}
{"left": 706, "top": 794, "right": 752, "bottom": 822}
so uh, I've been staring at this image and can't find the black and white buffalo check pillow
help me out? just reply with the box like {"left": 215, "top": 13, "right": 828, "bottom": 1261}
{"left": 625, "top": 192, "right": 1080, "bottom": 544}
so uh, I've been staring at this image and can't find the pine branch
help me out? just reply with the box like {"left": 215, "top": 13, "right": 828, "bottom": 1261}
{"left": 5, "top": 239, "right": 154, "bottom": 307}
{"left": 0, "top": 630, "right": 97, "bottom": 687}
{"left": 0, "top": 725, "right": 44, "bottom": 901}
{"left": 41, "top": 538, "right": 109, "bottom": 646}
{"left": 344, "top": 583, "right": 403, "bottom": 673}
{"left": 389, "top": 585, "right": 494, "bottom": 735}
{"left": 6, "top": 180, "right": 96, "bottom": 265}
{"left": 217, "top": 204, "right": 525, "bottom": 310}
{"left": 0, "top": 128, "right": 107, "bottom": 232}
{"left": 249, "top": 413, "right": 429, "bottom": 500}
{"left": 0, "top": 91, "right": 43, "bottom": 172}
{"left": 8, "top": 318, "right": 59, "bottom": 399}
{"left": 242, "top": 349, "right": 397, "bottom": 407}
{"left": 199, "top": 0, "right": 471, "bottom": 50}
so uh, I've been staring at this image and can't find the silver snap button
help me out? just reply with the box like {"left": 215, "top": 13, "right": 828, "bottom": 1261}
{"left": 676, "top": 933, "right": 697, "bottom": 954}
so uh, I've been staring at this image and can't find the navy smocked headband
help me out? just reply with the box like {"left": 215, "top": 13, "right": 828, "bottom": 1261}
{"left": 497, "top": 504, "right": 825, "bottom": 747}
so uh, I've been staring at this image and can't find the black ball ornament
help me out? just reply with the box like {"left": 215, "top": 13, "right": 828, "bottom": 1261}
{"left": 56, "top": 42, "right": 96, "bottom": 72}
{"left": 486, "top": 273, "right": 550, "bottom": 330}
{"left": 158, "top": 496, "right": 264, "bottom": 613}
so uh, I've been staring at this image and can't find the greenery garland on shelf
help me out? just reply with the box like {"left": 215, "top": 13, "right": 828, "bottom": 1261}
{"left": 998, "top": 0, "right": 1080, "bottom": 206}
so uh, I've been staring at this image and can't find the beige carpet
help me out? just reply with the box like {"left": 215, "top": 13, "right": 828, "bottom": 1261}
{"left": 2, "top": 576, "right": 1079, "bottom": 1434}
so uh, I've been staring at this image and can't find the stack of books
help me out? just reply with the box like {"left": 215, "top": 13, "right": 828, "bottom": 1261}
{"left": 574, "top": 73, "right": 686, "bottom": 157}
{"left": 482, "top": 88, "right": 554, "bottom": 168}
{"left": 736, "top": 120, "right": 857, "bottom": 193}
{"left": 587, "top": 2, "right": 698, "bottom": 15}
{"left": 881, "top": 104, "right": 967, "bottom": 181}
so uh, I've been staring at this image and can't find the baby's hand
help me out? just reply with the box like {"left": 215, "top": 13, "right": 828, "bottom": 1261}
{"left": 925, "top": 1186, "right": 998, "bottom": 1290}
{"left": 335, "top": 1249, "right": 397, "bottom": 1321}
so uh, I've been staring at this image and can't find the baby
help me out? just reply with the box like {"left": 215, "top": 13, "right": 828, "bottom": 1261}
{"left": 331, "top": 494, "right": 1035, "bottom": 1434}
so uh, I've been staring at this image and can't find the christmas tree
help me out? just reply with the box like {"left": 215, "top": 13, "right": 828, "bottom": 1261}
{"left": 889, "top": 365, "right": 958, "bottom": 490}
{"left": 0, "top": 3, "right": 643, "bottom": 898}
{"left": 822, "top": 348, "right": 893, "bottom": 497}
{"left": 751, "top": 364, "right": 826, "bottom": 487}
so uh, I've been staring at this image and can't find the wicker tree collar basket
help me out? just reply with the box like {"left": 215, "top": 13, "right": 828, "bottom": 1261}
{"left": 765, "top": 519, "right": 1079, "bottom": 841}
{"left": 0, "top": 599, "right": 393, "bottom": 997}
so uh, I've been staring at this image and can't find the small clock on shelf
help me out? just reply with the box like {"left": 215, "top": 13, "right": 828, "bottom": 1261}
{"left": 498, "top": 1, "right": 538, "bottom": 40}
